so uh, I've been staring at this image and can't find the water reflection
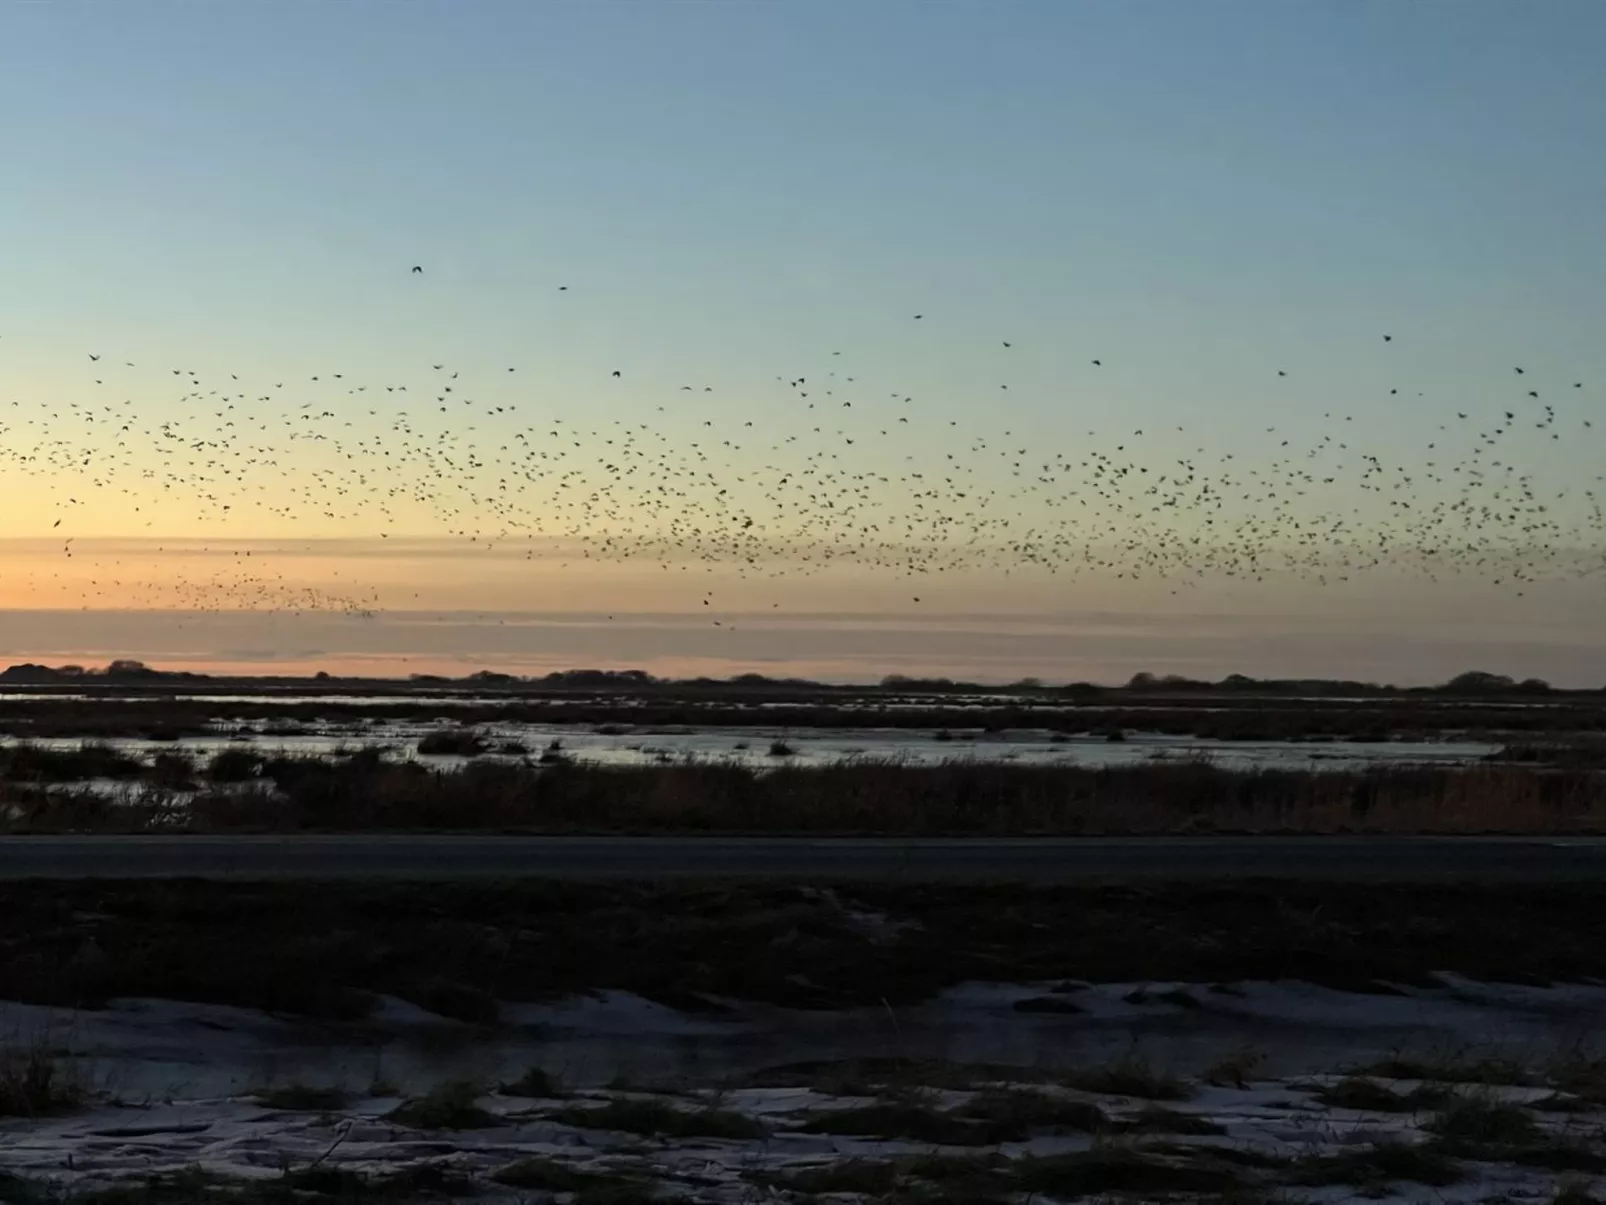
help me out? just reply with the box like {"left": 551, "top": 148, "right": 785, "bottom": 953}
{"left": 3, "top": 722, "right": 1497, "bottom": 773}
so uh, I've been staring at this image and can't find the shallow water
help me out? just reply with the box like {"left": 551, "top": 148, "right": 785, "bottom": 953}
{"left": 3, "top": 721, "right": 1499, "bottom": 772}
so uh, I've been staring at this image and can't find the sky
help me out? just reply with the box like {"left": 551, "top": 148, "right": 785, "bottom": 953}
{"left": 1, "top": 1, "right": 1603, "bottom": 683}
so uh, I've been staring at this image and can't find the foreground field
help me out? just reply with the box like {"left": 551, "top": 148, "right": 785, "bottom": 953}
{"left": 5, "top": 881, "right": 1606, "bottom": 1201}
{"left": 6, "top": 1043, "right": 1606, "bottom": 1203}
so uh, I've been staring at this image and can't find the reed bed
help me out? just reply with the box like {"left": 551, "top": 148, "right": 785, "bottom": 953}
{"left": 2, "top": 752, "right": 1602, "bottom": 835}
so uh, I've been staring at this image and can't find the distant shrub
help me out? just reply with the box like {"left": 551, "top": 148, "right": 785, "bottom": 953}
{"left": 149, "top": 750, "right": 196, "bottom": 789}
{"left": 0, "top": 742, "right": 143, "bottom": 782}
{"left": 207, "top": 748, "right": 263, "bottom": 782}
{"left": 416, "top": 728, "right": 488, "bottom": 756}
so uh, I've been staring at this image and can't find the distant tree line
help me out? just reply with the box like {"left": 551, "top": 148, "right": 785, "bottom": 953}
{"left": 0, "top": 659, "right": 202, "bottom": 683}
{"left": 0, "top": 661, "right": 1583, "bottom": 694}
{"left": 1118, "top": 669, "right": 1557, "bottom": 695}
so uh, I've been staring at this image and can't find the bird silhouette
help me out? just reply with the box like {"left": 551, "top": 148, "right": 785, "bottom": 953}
{"left": 4, "top": 302, "right": 1596, "bottom": 623}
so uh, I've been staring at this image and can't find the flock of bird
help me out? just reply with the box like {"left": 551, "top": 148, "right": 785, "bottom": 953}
{"left": 2, "top": 275, "right": 1602, "bottom": 620}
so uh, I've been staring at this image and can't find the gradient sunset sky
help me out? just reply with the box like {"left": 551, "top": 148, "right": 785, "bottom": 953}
{"left": 2, "top": 1, "right": 1603, "bottom": 683}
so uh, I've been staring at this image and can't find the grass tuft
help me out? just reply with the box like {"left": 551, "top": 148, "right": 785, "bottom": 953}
{"left": 253, "top": 1084, "right": 349, "bottom": 1112}
{"left": 1425, "top": 1095, "right": 1542, "bottom": 1146}
{"left": 1012, "top": 1148, "right": 1245, "bottom": 1196}
{"left": 0, "top": 1046, "right": 85, "bottom": 1118}
{"left": 549, "top": 1096, "right": 767, "bottom": 1140}
{"left": 1204, "top": 1044, "right": 1265, "bottom": 1089}
{"left": 747, "top": 1056, "right": 1047, "bottom": 1095}
{"left": 1291, "top": 1141, "right": 1463, "bottom": 1188}
{"left": 1063, "top": 1054, "right": 1193, "bottom": 1101}
{"left": 499, "top": 1064, "right": 562, "bottom": 1098}
{"left": 799, "top": 1100, "right": 1000, "bottom": 1145}
{"left": 761, "top": 1154, "right": 1013, "bottom": 1201}
{"left": 370, "top": 1162, "right": 476, "bottom": 1198}
{"left": 277, "top": 1166, "right": 367, "bottom": 1197}
{"left": 385, "top": 1080, "right": 498, "bottom": 1129}
{"left": 798, "top": 1091, "right": 1118, "bottom": 1146}
{"left": 762, "top": 1159, "right": 901, "bottom": 1195}
{"left": 490, "top": 1158, "right": 634, "bottom": 1192}
{"left": 1500, "top": 1141, "right": 1606, "bottom": 1173}
{"left": 958, "top": 1087, "right": 1110, "bottom": 1134}
{"left": 1362, "top": 1053, "right": 1533, "bottom": 1086}
{"left": 1309, "top": 1075, "right": 1454, "bottom": 1113}
{"left": 1550, "top": 1052, "right": 1606, "bottom": 1103}
{"left": 1554, "top": 1183, "right": 1605, "bottom": 1205}
{"left": 1122, "top": 1104, "right": 1228, "bottom": 1135}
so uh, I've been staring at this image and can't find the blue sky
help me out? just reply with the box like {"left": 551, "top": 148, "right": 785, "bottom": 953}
{"left": 1, "top": 1, "right": 1602, "bottom": 680}
{"left": 6, "top": 0, "right": 1603, "bottom": 399}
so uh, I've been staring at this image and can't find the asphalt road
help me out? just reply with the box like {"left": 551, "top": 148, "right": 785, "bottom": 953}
{"left": 1, "top": 834, "right": 1605, "bottom": 882}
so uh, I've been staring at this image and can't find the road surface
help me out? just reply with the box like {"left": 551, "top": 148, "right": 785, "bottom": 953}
{"left": 1, "top": 835, "right": 1605, "bottom": 881}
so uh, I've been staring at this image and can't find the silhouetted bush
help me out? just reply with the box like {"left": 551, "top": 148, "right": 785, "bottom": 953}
{"left": 207, "top": 748, "right": 263, "bottom": 782}
{"left": 417, "top": 728, "right": 488, "bottom": 756}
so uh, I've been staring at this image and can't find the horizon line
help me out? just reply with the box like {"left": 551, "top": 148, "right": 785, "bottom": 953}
{"left": 0, "top": 661, "right": 1582, "bottom": 694}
